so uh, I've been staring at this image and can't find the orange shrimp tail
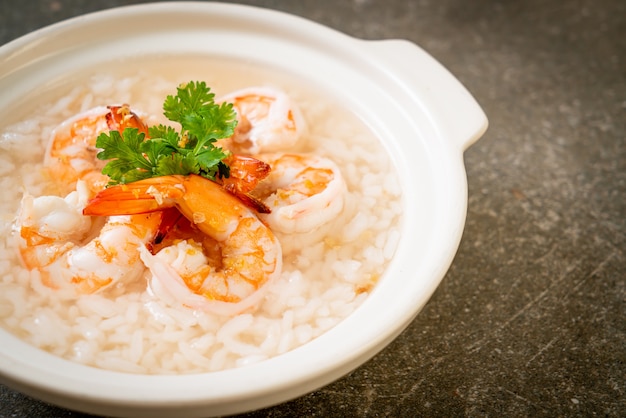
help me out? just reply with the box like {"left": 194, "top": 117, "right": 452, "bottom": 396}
{"left": 153, "top": 207, "right": 185, "bottom": 244}
{"left": 220, "top": 154, "right": 272, "bottom": 213}
{"left": 83, "top": 176, "right": 185, "bottom": 216}
{"left": 106, "top": 105, "right": 149, "bottom": 135}
{"left": 222, "top": 154, "right": 271, "bottom": 193}
{"left": 224, "top": 189, "right": 271, "bottom": 214}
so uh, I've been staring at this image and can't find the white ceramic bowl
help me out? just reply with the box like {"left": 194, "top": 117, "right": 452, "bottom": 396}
{"left": 0, "top": 2, "right": 487, "bottom": 416}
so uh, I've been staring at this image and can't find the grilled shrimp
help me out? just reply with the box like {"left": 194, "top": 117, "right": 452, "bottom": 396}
{"left": 44, "top": 104, "right": 148, "bottom": 195}
{"left": 217, "top": 87, "right": 306, "bottom": 154}
{"left": 251, "top": 153, "right": 347, "bottom": 234}
{"left": 83, "top": 174, "right": 283, "bottom": 316}
{"left": 16, "top": 181, "right": 161, "bottom": 296}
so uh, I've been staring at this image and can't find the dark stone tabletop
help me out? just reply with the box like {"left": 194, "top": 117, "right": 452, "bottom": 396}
{"left": 0, "top": 0, "right": 624, "bottom": 417}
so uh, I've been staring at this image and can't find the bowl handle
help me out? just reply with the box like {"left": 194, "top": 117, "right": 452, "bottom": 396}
{"left": 362, "top": 39, "right": 488, "bottom": 151}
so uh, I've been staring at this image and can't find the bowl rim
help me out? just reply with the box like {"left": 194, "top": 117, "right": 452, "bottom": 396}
{"left": 0, "top": 2, "right": 487, "bottom": 416}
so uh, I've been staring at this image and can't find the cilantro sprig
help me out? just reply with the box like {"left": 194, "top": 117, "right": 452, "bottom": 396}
{"left": 96, "top": 81, "right": 237, "bottom": 185}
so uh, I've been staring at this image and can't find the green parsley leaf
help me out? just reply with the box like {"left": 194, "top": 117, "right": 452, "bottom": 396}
{"left": 163, "top": 81, "right": 237, "bottom": 144}
{"left": 97, "top": 129, "right": 153, "bottom": 184}
{"left": 96, "top": 81, "right": 237, "bottom": 186}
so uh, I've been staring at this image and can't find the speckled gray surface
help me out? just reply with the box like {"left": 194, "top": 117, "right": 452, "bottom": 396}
{"left": 0, "top": 0, "right": 624, "bottom": 417}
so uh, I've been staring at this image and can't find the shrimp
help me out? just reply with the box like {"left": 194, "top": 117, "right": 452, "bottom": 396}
{"left": 250, "top": 153, "right": 347, "bottom": 235}
{"left": 218, "top": 154, "right": 272, "bottom": 213}
{"left": 16, "top": 180, "right": 161, "bottom": 296}
{"left": 44, "top": 104, "right": 148, "bottom": 195}
{"left": 217, "top": 87, "right": 306, "bottom": 154}
{"left": 83, "top": 174, "right": 283, "bottom": 316}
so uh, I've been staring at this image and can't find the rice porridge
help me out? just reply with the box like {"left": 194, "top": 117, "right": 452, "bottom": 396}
{"left": 0, "top": 56, "right": 402, "bottom": 374}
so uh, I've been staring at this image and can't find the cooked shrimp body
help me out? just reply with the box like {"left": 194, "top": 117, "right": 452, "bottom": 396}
{"left": 16, "top": 181, "right": 161, "bottom": 295}
{"left": 84, "top": 174, "right": 283, "bottom": 316}
{"left": 251, "top": 153, "right": 347, "bottom": 234}
{"left": 44, "top": 105, "right": 148, "bottom": 195}
{"left": 217, "top": 87, "right": 306, "bottom": 154}
{"left": 17, "top": 180, "right": 94, "bottom": 268}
